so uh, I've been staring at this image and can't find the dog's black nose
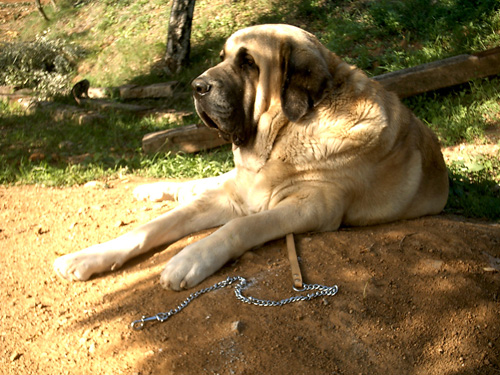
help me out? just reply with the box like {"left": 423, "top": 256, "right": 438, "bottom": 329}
{"left": 192, "top": 78, "right": 211, "bottom": 96}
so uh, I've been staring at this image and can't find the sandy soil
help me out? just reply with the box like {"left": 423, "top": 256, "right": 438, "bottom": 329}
{"left": 1, "top": 177, "right": 499, "bottom": 375}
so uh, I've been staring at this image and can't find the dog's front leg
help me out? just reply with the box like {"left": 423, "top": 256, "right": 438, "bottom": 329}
{"left": 160, "top": 191, "right": 344, "bottom": 290}
{"left": 54, "top": 190, "right": 237, "bottom": 282}
{"left": 133, "top": 170, "right": 236, "bottom": 204}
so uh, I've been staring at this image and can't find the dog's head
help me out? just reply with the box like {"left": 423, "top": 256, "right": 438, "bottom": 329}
{"left": 192, "top": 24, "right": 334, "bottom": 146}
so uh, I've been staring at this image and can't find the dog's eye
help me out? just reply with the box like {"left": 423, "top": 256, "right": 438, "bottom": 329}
{"left": 219, "top": 50, "right": 225, "bottom": 62}
{"left": 241, "top": 54, "right": 255, "bottom": 69}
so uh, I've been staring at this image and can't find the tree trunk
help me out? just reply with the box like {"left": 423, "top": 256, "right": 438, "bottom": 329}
{"left": 164, "top": 0, "right": 196, "bottom": 75}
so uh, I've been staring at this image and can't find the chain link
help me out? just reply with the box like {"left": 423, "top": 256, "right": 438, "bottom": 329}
{"left": 130, "top": 276, "right": 338, "bottom": 330}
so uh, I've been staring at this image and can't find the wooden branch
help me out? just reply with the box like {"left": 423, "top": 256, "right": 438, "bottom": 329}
{"left": 374, "top": 47, "right": 500, "bottom": 98}
{"left": 35, "top": 0, "right": 49, "bottom": 21}
{"left": 142, "top": 124, "right": 228, "bottom": 154}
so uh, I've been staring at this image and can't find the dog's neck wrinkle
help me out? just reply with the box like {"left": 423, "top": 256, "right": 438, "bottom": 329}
{"left": 234, "top": 105, "right": 288, "bottom": 172}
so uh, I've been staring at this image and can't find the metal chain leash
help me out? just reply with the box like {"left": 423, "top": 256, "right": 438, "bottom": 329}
{"left": 130, "top": 276, "right": 338, "bottom": 330}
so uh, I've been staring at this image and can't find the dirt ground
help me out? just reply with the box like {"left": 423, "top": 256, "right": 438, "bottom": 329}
{"left": 0, "top": 175, "right": 499, "bottom": 375}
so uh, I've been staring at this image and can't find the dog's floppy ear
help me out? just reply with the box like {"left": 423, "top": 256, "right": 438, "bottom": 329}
{"left": 280, "top": 41, "right": 333, "bottom": 122}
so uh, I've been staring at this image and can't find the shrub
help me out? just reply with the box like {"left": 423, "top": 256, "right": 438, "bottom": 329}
{"left": 0, "top": 33, "right": 85, "bottom": 97}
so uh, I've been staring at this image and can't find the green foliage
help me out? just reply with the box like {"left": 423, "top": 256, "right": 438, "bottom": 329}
{"left": 137, "top": 147, "right": 234, "bottom": 179}
{"left": 447, "top": 155, "right": 500, "bottom": 220}
{"left": 0, "top": 34, "right": 85, "bottom": 97}
{"left": 0, "top": 102, "right": 233, "bottom": 186}
{"left": 405, "top": 78, "right": 500, "bottom": 146}
{"left": 319, "top": 0, "right": 500, "bottom": 73}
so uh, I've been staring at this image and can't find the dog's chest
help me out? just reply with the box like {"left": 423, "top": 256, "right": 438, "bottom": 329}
{"left": 270, "top": 123, "right": 341, "bottom": 165}
{"left": 231, "top": 167, "right": 275, "bottom": 214}
{"left": 231, "top": 154, "right": 300, "bottom": 214}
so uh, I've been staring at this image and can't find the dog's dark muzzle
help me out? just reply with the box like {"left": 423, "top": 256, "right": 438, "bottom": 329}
{"left": 191, "top": 74, "right": 249, "bottom": 147}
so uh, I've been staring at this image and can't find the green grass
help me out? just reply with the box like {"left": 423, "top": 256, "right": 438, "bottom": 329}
{"left": 0, "top": 101, "right": 234, "bottom": 186}
{"left": 405, "top": 78, "right": 500, "bottom": 146}
{"left": 447, "top": 155, "right": 500, "bottom": 219}
{"left": 1, "top": 0, "right": 499, "bottom": 219}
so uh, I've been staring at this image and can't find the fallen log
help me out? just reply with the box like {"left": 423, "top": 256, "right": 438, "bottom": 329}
{"left": 76, "top": 81, "right": 179, "bottom": 100}
{"left": 0, "top": 87, "right": 35, "bottom": 107}
{"left": 374, "top": 47, "right": 500, "bottom": 98}
{"left": 142, "top": 123, "right": 228, "bottom": 154}
{"left": 71, "top": 80, "right": 180, "bottom": 115}
{"left": 119, "top": 81, "right": 178, "bottom": 99}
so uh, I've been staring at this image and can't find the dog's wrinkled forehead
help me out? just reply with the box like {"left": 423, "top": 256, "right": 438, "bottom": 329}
{"left": 222, "top": 24, "right": 316, "bottom": 60}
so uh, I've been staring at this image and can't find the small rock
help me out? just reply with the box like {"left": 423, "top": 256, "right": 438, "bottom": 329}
{"left": 29, "top": 152, "right": 45, "bottom": 162}
{"left": 231, "top": 320, "right": 244, "bottom": 334}
{"left": 483, "top": 267, "right": 498, "bottom": 273}
{"left": 114, "top": 220, "right": 125, "bottom": 227}
{"left": 119, "top": 81, "right": 177, "bottom": 99}
{"left": 241, "top": 251, "right": 256, "bottom": 261}
{"left": 10, "top": 352, "right": 22, "bottom": 361}
{"left": 36, "top": 226, "right": 49, "bottom": 235}
{"left": 84, "top": 181, "right": 103, "bottom": 189}
{"left": 58, "top": 141, "right": 74, "bottom": 149}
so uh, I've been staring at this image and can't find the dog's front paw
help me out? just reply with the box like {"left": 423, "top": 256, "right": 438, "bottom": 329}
{"left": 160, "top": 246, "right": 220, "bottom": 291}
{"left": 133, "top": 182, "right": 178, "bottom": 202}
{"left": 54, "top": 245, "right": 123, "bottom": 281}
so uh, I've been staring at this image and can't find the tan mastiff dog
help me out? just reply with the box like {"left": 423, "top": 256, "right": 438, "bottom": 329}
{"left": 54, "top": 24, "right": 449, "bottom": 290}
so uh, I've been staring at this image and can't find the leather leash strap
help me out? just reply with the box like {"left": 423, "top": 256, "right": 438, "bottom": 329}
{"left": 286, "top": 233, "right": 303, "bottom": 289}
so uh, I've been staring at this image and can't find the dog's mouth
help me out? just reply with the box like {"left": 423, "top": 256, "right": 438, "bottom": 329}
{"left": 198, "top": 110, "right": 246, "bottom": 146}
{"left": 198, "top": 110, "right": 219, "bottom": 130}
